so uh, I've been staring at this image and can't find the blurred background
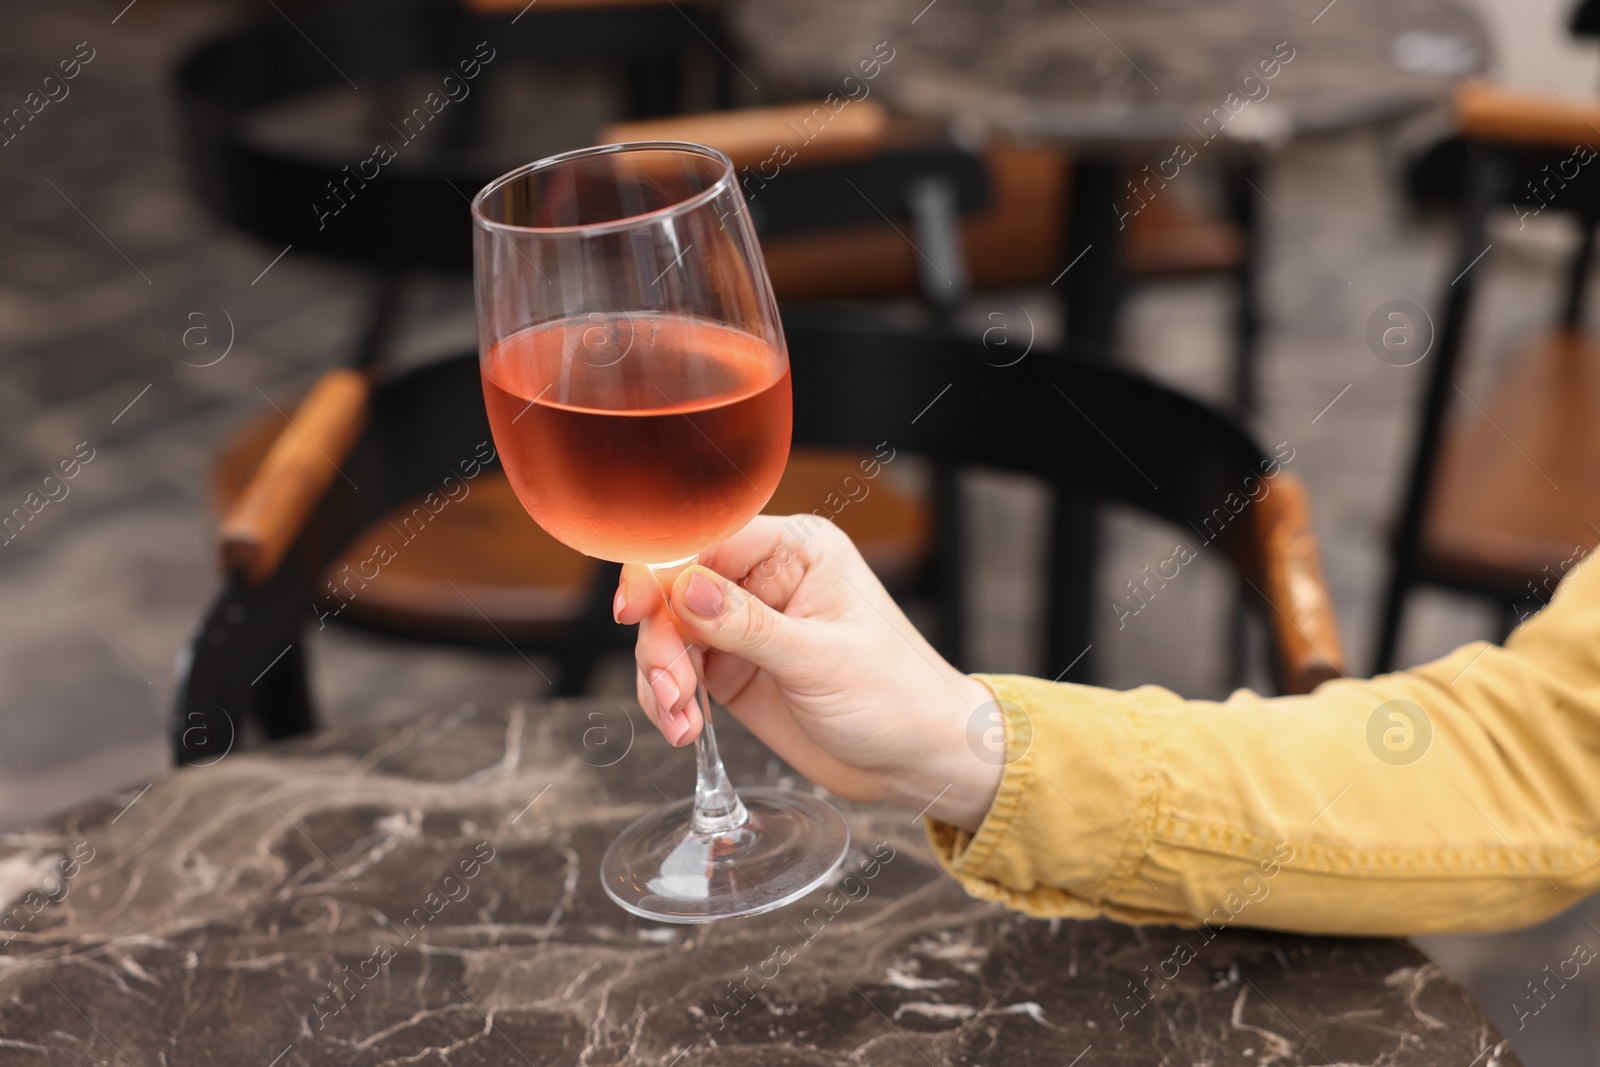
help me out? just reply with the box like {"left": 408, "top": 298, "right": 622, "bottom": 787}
{"left": 3, "top": 0, "right": 1599, "bottom": 1060}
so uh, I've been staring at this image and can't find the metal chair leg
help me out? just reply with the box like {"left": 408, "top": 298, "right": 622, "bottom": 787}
{"left": 1371, "top": 148, "right": 1505, "bottom": 676}
{"left": 1494, "top": 599, "right": 1525, "bottom": 644}
{"left": 1046, "top": 161, "right": 1124, "bottom": 685}
{"left": 1223, "top": 158, "right": 1264, "bottom": 689}
{"left": 1224, "top": 157, "right": 1263, "bottom": 421}
{"left": 1373, "top": 561, "right": 1411, "bottom": 675}
{"left": 1227, "top": 590, "right": 1250, "bottom": 691}
{"left": 253, "top": 640, "right": 316, "bottom": 740}
{"left": 1046, "top": 492, "right": 1099, "bottom": 684}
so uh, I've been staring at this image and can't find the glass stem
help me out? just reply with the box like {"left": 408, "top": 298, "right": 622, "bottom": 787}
{"left": 647, "top": 558, "right": 749, "bottom": 836}
{"left": 686, "top": 645, "right": 749, "bottom": 835}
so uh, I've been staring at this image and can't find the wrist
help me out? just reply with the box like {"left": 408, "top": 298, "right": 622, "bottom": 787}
{"left": 886, "top": 674, "right": 1003, "bottom": 833}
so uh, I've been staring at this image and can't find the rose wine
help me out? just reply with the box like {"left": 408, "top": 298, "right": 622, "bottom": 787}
{"left": 482, "top": 312, "right": 791, "bottom": 563}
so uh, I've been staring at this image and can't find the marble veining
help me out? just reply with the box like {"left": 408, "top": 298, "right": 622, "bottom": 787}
{"left": 0, "top": 701, "right": 1517, "bottom": 1065}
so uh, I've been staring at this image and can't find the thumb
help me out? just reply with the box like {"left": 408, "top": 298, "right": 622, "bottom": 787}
{"left": 671, "top": 565, "right": 806, "bottom": 669}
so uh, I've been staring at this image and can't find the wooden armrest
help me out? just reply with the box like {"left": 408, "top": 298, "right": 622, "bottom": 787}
{"left": 1249, "top": 472, "right": 1346, "bottom": 694}
{"left": 1456, "top": 79, "right": 1600, "bottom": 148}
{"left": 219, "top": 370, "right": 369, "bottom": 584}
{"left": 599, "top": 100, "right": 890, "bottom": 170}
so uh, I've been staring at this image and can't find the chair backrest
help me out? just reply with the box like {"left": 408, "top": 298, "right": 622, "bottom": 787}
{"left": 599, "top": 105, "right": 990, "bottom": 236}
{"left": 787, "top": 315, "right": 1264, "bottom": 548}
{"left": 601, "top": 106, "right": 1005, "bottom": 308}
{"left": 782, "top": 316, "right": 1331, "bottom": 685}
{"left": 174, "top": 321, "right": 1341, "bottom": 764}
{"left": 173, "top": 0, "right": 726, "bottom": 270}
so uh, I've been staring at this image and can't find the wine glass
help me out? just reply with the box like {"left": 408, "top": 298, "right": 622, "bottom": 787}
{"left": 471, "top": 142, "right": 850, "bottom": 923}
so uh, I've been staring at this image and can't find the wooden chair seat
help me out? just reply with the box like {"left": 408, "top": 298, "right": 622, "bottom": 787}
{"left": 1420, "top": 330, "right": 1600, "bottom": 591}
{"left": 212, "top": 413, "right": 930, "bottom": 641}
{"left": 330, "top": 474, "right": 593, "bottom": 641}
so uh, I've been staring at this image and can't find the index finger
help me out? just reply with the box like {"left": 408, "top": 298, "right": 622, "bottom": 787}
{"left": 615, "top": 563, "right": 666, "bottom": 625}
{"left": 615, "top": 514, "right": 825, "bottom": 624}
{"left": 699, "top": 514, "right": 824, "bottom": 586}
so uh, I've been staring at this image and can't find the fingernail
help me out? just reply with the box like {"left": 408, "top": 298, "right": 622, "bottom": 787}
{"left": 613, "top": 576, "right": 628, "bottom": 623}
{"left": 648, "top": 669, "right": 680, "bottom": 715}
{"left": 664, "top": 705, "right": 691, "bottom": 746}
{"left": 682, "top": 571, "right": 724, "bottom": 619}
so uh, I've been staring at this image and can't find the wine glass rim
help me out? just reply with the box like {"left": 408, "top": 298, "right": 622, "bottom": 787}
{"left": 471, "top": 141, "right": 736, "bottom": 237}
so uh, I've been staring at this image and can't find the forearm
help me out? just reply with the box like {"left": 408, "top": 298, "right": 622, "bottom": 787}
{"left": 928, "top": 559, "right": 1600, "bottom": 936}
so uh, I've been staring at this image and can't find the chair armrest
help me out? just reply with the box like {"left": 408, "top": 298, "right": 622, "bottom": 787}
{"left": 599, "top": 100, "right": 890, "bottom": 170}
{"left": 1456, "top": 79, "right": 1600, "bottom": 148}
{"left": 1249, "top": 472, "right": 1346, "bottom": 694}
{"left": 219, "top": 370, "right": 369, "bottom": 584}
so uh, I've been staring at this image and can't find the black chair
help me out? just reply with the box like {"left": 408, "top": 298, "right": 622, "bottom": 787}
{"left": 175, "top": 0, "right": 743, "bottom": 695}
{"left": 174, "top": 0, "right": 729, "bottom": 364}
{"left": 174, "top": 318, "right": 1345, "bottom": 764}
{"left": 1375, "top": 81, "right": 1600, "bottom": 671}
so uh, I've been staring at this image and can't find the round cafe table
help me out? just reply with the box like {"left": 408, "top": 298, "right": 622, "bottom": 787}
{"left": 1, "top": 699, "right": 1515, "bottom": 1065}
{"left": 729, "top": 0, "right": 1486, "bottom": 145}
{"left": 728, "top": 0, "right": 1487, "bottom": 682}
{"left": 729, "top": 0, "right": 1488, "bottom": 344}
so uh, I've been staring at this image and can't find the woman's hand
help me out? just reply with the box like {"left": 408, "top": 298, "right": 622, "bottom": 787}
{"left": 614, "top": 515, "right": 1001, "bottom": 832}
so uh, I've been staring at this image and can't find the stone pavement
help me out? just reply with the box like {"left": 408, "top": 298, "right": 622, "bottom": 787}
{"left": 0, "top": 0, "right": 1595, "bottom": 1062}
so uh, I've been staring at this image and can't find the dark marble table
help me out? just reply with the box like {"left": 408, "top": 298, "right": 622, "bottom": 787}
{"left": 0, "top": 700, "right": 1516, "bottom": 1065}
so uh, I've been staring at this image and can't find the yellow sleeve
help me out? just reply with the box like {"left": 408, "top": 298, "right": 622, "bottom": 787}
{"left": 927, "top": 553, "right": 1600, "bottom": 936}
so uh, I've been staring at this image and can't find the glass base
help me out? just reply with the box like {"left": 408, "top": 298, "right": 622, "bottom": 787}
{"left": 601, "top": 786, "right": 850, "bottom": 923}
